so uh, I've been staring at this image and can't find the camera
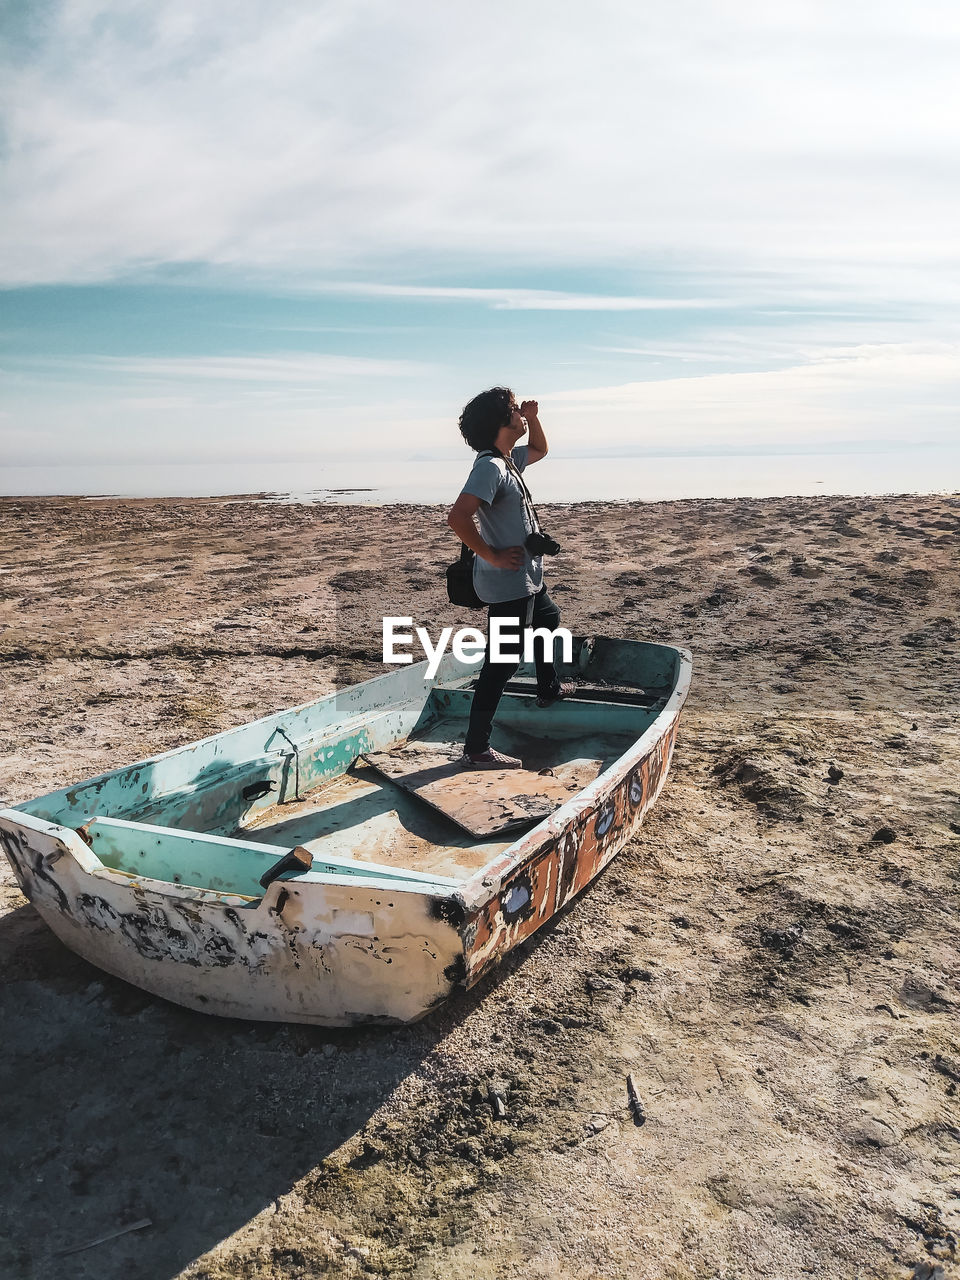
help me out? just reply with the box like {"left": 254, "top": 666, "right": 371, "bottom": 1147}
{"left": 525, "top": 531, "right": 561, "bottom": 556}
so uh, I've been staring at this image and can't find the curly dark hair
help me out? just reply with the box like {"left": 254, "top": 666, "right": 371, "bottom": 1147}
{"left": 458, "top": 386, "right": 515, "bottom": 452}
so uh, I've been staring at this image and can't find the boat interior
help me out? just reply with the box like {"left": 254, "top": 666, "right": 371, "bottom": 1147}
{"left": 17, "top": 639, "right": 683, "bottom": 897}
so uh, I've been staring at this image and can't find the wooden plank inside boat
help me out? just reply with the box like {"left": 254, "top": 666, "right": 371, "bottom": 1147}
{"left": 362, "top": 739, "right": 604, "bottom": 838}
{"left": 498, "top": 678, "right": 669, "bottom": 708}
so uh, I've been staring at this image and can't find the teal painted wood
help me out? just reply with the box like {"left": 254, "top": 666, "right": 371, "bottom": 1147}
{"left": 16, "top": 663, "right": 457, "bottom": 832}
{"left": 12, "top": 638, "right": 674, "bottom": 839}
{"left": 429, "top": 687, "right": 663, "bottom": 738}
{"left": 84, "top": 817, "right": 459, "bottom": 898}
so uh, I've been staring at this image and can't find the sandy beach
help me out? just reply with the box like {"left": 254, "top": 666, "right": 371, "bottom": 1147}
{"left": 1, "top": 490, "right": 958, "bottom": 1280}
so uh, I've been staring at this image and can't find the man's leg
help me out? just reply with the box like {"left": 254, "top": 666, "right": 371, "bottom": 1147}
{"left": 528, "top": 587, "right": 563, "bottom": 700}
{"left": 464, "top": 596, "right": 528, "bottom": 756}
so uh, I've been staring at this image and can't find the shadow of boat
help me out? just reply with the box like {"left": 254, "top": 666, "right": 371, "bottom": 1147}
{"left": 0, "top": 898, "right": 472, "bottom": 1279}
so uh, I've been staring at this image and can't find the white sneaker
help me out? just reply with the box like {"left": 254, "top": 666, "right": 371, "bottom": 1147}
{"left": 459, "top": 748, "right": 523, "bottom": 770}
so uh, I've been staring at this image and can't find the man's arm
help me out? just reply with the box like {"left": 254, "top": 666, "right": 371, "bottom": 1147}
{"left": 521, "top": 399, "right": 548, "bottom": 465}
{"left": 447, "top": 493, "right": 525, "bottom": 570}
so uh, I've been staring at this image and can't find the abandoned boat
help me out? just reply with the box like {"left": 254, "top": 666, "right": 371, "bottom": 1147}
{"left": 0, "top": 636, "right": 691, "bottom": 1026}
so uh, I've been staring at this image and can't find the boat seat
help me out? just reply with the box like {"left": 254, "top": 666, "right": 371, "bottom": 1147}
{"left": 78, "top": 816, "right": 458, "bottom": 897}
{"left": 496, "top": 678, "right": 670, "bottom": 708}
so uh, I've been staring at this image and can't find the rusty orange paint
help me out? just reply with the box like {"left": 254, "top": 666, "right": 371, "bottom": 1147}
{"left": 462, "top": 717, "right": 680, "bottom": 986}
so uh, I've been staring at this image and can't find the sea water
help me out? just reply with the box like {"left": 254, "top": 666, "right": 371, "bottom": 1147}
{"left": 3, "top": 446, "right": 959, "bottom": 504}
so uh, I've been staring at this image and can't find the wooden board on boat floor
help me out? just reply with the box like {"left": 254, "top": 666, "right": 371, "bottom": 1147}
{"left": 362, "top": 740, "right": 603, "bottom": 838}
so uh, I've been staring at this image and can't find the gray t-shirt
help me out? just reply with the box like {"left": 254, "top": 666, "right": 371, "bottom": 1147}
{"left": 461, "top": 444, "right": 544, "bottom": 604}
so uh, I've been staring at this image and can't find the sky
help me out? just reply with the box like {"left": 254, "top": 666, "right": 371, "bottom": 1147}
{"left": 1, "top": 0, "right": 959, "bottom": 490}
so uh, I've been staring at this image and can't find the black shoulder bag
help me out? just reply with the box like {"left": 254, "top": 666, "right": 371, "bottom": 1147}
{"left": 446, "top": 541, "right": 484, "bottom": 608}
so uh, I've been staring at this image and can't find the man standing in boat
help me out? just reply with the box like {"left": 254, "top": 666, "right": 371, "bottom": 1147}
{"left": 448, "top": 387, "right": 568, "bottom": 770}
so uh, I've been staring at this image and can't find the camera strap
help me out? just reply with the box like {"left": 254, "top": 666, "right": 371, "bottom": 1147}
{"left": 501, "top": 453, "right": 543, "bottom": 534}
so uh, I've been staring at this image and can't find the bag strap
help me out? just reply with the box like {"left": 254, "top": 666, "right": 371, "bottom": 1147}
{"left": 458, "top": 450, "right": 496, "bottom": 560}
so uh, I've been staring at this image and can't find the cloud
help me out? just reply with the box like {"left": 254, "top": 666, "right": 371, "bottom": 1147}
{"left": 8, "top": 352, "right": 431, "bottom": 383}
{"left": 539, "top": 342, "right": 960, "bottom": 450}
{"left": 309, "top": 284, "right": 733, "bottom": 310}
{"left": 4, "top": 339, "right": 956, "bottom": 470}
{"left": 1, "top": 0, "right": 958, "bottom": 286}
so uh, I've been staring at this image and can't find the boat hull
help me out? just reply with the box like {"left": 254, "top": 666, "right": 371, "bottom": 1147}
{"left": 0, "top": 814, "right": 463, "bottom": 1025}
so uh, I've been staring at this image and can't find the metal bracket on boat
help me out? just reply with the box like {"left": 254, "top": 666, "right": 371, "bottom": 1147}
{"left": 259, "top": 845, "right": 313, "bottom": 890}
{"left": 242, "top": 780, "right": 276, "bottom": 803}
{"left": 266, "top": 727, "right": 302, "bottom": 801}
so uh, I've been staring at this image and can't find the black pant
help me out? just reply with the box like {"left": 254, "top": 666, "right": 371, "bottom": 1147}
{"left": 465, "top": 586, "right": 562, "bottom": 754}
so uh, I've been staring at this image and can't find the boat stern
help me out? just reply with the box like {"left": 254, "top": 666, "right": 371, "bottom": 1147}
{"left": 0, "top": 808, "right": 468, "bottom": 1026}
